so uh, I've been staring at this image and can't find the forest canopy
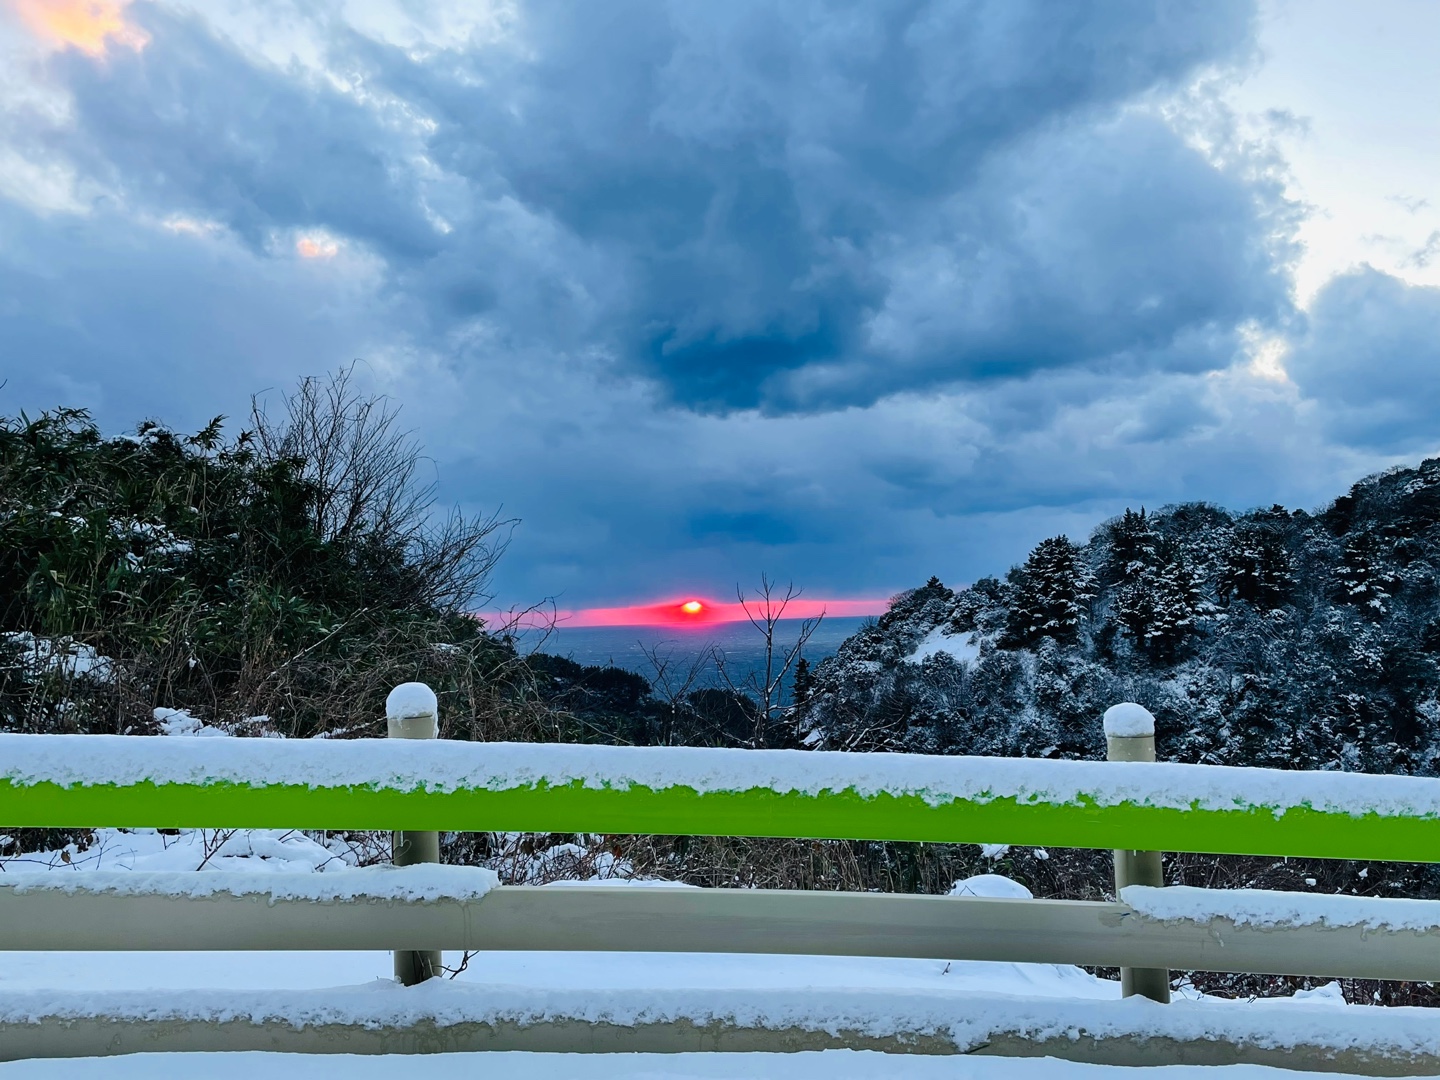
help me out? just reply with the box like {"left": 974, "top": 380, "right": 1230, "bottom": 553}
{"left": 796, "top": 460, "right": 1440, "bottom": 779}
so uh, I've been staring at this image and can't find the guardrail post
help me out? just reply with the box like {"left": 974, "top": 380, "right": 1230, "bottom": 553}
{"left": 1104, "top": 702, "right": 1170, "bottom": 1004}
{"left": 387, "top": 681, "right": 442, "bottom": 985}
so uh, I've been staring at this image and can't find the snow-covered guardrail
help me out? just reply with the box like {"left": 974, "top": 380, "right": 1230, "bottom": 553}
{"left": 2, "top": 871, "right": 1439, "bottom": 983}
{"left": 5, "top": 689, "right": 1440, "bottom": 1070}
{"left": 2, "top": 731, "right": 1439, "bottom": 861}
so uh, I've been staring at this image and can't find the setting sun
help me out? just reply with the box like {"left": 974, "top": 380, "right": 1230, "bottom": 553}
{"left": 681, "top": 600, "right": 703, "bottom": 614}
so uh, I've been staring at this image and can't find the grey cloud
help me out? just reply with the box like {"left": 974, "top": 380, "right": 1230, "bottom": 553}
{"left": 399, "top": 0, "right": 1277, "bottom": 411}
{"left": 0, "top": 198, "right": 391, "bottom": 427}
{"left": 49, "top": 7, "right": 441, "bottom": 261}
{"left": 32, "top": 0, "right": 1282, "bottom": 416}
{"left": 782, "top": 112, "right": 1290, "bottom": 407}
{"left": 1288, "top": 267, "right": 1440, "bottom": 452}
{"left": 9, "top": 0, "right": 1412, "bottom": 611}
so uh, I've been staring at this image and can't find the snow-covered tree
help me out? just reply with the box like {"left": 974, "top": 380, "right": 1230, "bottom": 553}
{"left": 1003, "top": 536, "right": 1095, "bottom": 649}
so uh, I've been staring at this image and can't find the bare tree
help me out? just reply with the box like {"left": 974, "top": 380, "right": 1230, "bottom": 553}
{"left": 249, "top": 365, "right": 513, "bottom": 613}
{"left": 639, "top": 639, "right": 712, "bottom": 745}
{"left": 713, "top": 575, "right": 823, "bottom": 748}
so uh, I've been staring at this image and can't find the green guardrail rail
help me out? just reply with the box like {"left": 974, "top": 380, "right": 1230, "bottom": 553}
{"left": 3, "top": 763, "right": 1438, "bottom": 864}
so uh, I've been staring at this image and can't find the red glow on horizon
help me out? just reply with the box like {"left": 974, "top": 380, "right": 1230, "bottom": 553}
{"left": 555, "top": 596, "right": 890, "bottom": 628}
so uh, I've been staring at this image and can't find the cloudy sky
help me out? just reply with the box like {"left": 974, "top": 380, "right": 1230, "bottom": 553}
{"left": 2, "top": 0, "right": 1439, "bottom": 614}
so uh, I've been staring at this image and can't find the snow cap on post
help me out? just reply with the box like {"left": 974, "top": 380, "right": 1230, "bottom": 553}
{"left": 387, "top": 682, "right": 438, "bottom": 719}
{"left": 1103, "top": 702, "right": 1155, "bottom": 738}
{"left": 386, "top": 681, "right": 438, "bottom": 740}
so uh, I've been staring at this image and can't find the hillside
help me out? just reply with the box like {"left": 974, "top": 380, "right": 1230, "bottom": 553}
{"left": 795, "top": 459, "right": 1440, "bottom": 777}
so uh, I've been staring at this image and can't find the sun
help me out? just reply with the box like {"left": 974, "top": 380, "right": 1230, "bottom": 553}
{"left": 681, "top": 600, "right": 704, "bottom": 614}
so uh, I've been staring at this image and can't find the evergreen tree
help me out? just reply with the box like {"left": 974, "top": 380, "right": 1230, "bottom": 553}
{"left": 1002, "top": 536, "right": 1095, "bottom": 649}
{"left": 1334, "top": 531, "right": 1397, "bottom": 618}
{"left": 1112, "top": 548, "right": 1206, "bottom": 662}
{"left": 791, "top": 656, "right": 815, "bottom": 708}
{"left": 1103, "top": 508, "right": 1161, "bottom": 586}
{"left": 1145, "top": 558, "right": 1206, "bottom": 660}
{"left": 1220, "top": 508, "right": 1296, "bottom": 611}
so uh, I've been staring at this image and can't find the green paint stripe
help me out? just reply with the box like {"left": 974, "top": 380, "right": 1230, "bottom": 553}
{"left": 4, "top": 779, "right": 1439, "bottom": 862}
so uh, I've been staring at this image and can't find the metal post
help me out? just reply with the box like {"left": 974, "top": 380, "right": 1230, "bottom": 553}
{"left": 1104, "top": 702, "right": 1170, "bottom": 1003}
{"left": 387, "top": 681, "right": 442, "bottom": 985}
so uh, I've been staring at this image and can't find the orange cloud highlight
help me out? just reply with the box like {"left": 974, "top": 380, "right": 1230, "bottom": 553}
{"left": 295, "top": 234, "right": 340, "bottom": 260}
{"left": 558, "top": 596, "right": 890, "bottom": 629}
{"left": 13, "top": 0, "right": 148, "bottom": 56}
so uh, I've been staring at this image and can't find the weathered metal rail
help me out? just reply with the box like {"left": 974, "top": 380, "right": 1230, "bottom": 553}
{"left": 2, "top": 881, "right": 1436, "bottom": 983}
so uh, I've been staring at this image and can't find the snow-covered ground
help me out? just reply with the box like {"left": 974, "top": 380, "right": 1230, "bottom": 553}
{"left": 905, "top": 627, "right": 983, "bottom": 666}
{"left": 0, "top": 1050, "right": 1415, "bottom": 1079}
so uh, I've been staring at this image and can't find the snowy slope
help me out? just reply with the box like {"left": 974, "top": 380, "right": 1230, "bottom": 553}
{"left": 906, "top": 627, "right": 982, "bottom": 666}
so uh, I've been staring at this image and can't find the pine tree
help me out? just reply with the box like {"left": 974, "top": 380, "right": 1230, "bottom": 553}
{"left": 1110, "top": 549, "right": 1207, "bottom": 661}
{"left": 1334, "top": 531, "right": 1397, "bottom": 618}
{"left": 1003, "top": 536, "right": 1095, "bottom": 648}
{"left": 791, "top": 656, "right": 815, "bottom": 708}
{"left": 1104, "top": 508, "right": 1161, "bottom": 586}
{"left": 1221, "top": 511, "right": 1296, "bottom": 611}
{"left": 1102, "top": 505, "right": 1205, "bottom": 661}
{"left": 1144, "top": 557, "right": 1206, "bottom": 660}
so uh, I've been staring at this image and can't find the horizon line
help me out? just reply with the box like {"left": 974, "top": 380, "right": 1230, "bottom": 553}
{"left": 488, "top": 596, "right": 893, "bottom": 630}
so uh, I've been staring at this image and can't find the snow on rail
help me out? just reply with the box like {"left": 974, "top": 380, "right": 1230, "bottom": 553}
{"left": 0, "top": 864, "right": 498, "bottom": 903}
{"left": 1122, "top": 885, "right": 1440, "bottom": 933}
{"left": 2, "top": 733, "right": 1440, "bottom": 820}
{"left": 2, "top": 981, "right": 1438, "bottom": 1062}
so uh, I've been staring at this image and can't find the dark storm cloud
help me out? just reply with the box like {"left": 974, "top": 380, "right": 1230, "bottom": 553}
{"left": 1287, "top": 268, "right": 1440, "bottom": 453}
{"left": 29, "top": 0, "right": 1284, "bottom": 416}
{"left": 394, "top": 0, "right": 1281, "bottom": 411}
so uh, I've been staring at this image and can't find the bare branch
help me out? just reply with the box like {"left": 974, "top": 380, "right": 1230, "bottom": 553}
{"left": 728, "top": 576, "right": 825, "bottom": 747}
{"left": 249, "top": 364, "right": 514, "bottom": 615}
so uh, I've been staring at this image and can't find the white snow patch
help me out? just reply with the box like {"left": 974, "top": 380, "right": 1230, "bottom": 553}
{"left": 1286, "top": 981, "right": 1349, "bottom": 1008}
{"left": 906, "top": 626, "right": 981, "bottom": 665}
{"left": 154, "top": 708, "right": 229, "bottom": 738}
{"left": 950, "top": 874, "right": 1032, "bottom": 900}
{"left": 1103, "top": 703, "right": 1155, "bottom": 738}
{"left": 1, "top": 979, "right": 1435, "bottom": 1064}
{"left": 1, "top": 633, "right": 116, "bottom": 684}
{"left": 1123, "top": 885, "right": 1440, "bottom": 933}
{"left": 1, "top": 826, "right": 354, "bottom": 876}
